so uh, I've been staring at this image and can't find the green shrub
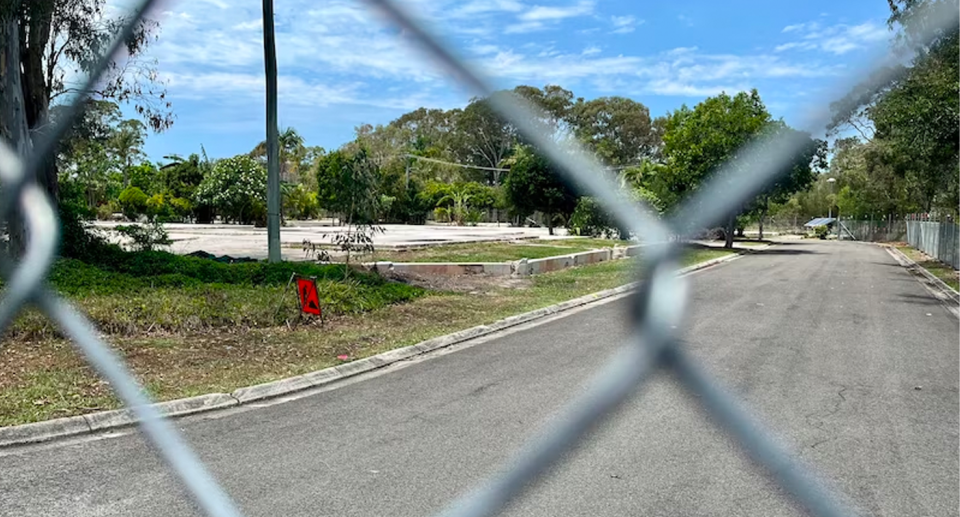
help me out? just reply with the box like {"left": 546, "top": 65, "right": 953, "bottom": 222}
{"left": 169, "top": 197, "right": 193, "bottom": 221}
{"left": 145, "top": 193, "right": 172, "bottom": 220}
{"left": 115, "top": 222, "right": 173, "bottom": 252}
{"left": 58, "top": 202, "right": 122, "bottom": 262}
{"left": 567, "top": 197, "right": 629, "bottom": 240}
{"left": 194, "top": 155, "right": 267, "bottom": 224}
{"left": 282, "top": 184, "right": 319, "bottom": 220}
{"left": 96, "top": 200, "right": 120, "bottom": 221}
{"left": 814, "top": 225, "right": 829, "bottom": 239}
{"left": 118, "top": 187, "right": 149, "bottom": 220}
{"left": 465, "top": 207, "right": 484, "bottom": 226}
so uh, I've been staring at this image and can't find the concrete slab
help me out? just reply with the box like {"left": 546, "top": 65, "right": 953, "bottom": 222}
{"left": 92, "top": 221, "right": 567, "bottom": 261}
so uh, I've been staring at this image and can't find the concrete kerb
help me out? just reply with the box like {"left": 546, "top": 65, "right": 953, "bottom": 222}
{"left": 0, "top": 249, "right": 748, "bottom": 448}
{"left": 366, "top": 245, "right": 646, "bottom": 278}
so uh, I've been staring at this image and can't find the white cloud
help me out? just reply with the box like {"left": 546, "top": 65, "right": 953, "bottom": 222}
{"left": 139, "top": 0, "right": 857, "bottom": 146}
{"left": 610, "top": 14, "right": 643, "bottom": 34}
{"left": 232, "top": 19, "right": 261, "bottom": 31}
{"left": 782, "top": 22, "right": 815, "bottom": 33}
{"left": 451, "top": 0, "right": 525, "bottom": 17}
{"left": 776, "top": 20, "right": 889, "bottom": 55}
{"left": 519, "top": 1, "right": 594, "bottom": 21}
{"left": 643, "top": 80, "right": 747, "bottom": 97}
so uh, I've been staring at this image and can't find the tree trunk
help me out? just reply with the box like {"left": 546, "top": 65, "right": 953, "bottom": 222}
{"left": 724, "top": 214, "right": 735, "bottom": 249}
{"left": 20, "top": 3, "right": 58, "bottom": 204}
{"left": 758, "top": 201, "right": 767, "bottom": 240}
{"left": 1, "top": 14, "right": 32, "bottom": 258}
{"left": 547, "top": 212, "right": 554, "bottom": 235}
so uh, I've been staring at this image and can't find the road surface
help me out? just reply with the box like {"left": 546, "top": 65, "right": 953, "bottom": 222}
{"left": 1, "top": 240, "right": 957, "bottom": 517}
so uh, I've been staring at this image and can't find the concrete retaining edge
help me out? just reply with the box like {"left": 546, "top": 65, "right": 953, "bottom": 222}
{"left": 365, "top": 244, "right": 646, "bottom": 277}
{"left": 0, "top": 249, "right": 745, "bottom": 448}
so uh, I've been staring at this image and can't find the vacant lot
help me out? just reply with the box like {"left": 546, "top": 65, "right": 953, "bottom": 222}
{"left": 368, "top": 237, "right": 625, "bottom": 263}
{"left": 0, "top": 247, "right": 733, "bottom": 426}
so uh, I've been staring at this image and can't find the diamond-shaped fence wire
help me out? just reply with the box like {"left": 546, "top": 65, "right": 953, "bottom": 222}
{"left": 0, "top": 1, "right": 956, "bottom": 516}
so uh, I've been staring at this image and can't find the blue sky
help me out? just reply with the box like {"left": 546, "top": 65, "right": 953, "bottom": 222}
{"left": 129, "top": 0, "right": 894, "bottom": 162}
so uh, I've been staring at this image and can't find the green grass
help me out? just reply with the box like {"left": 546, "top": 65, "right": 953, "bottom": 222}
{"left": 897, "top": 245, "right": 959, "bottom": 291}
{"left": 4, "top": 251, "right": 425, "bottom": 338}
{"left": 370, "top": 238, "right": 631, "bottom": 263}
{"left": 0, "top": 246, "right": 735, "bottom": 427}
{"left": 536, "top": 237, "right": 627, "bottom": 249}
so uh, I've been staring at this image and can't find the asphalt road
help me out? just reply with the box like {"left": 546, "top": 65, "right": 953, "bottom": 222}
{"left": 1, "top": 240, "right": 957, "bottom": 517}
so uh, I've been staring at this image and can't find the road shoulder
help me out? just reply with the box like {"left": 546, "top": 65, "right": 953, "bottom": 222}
{"left": 884, "top": 245, "right": 959, "bottom": 318}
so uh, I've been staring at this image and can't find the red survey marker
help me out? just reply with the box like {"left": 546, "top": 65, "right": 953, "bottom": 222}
{"left": 296, "top": 277, "right": 322, "bottom": 316}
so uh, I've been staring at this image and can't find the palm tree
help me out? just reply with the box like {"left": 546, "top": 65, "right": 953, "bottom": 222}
{"left": 438, "top": 186, "right": 473, "bottom": 225}
{"left": 250, "top": 127, "right": 305, "bottom": 182}
{"left": 109, "top": 119, "right": 146, "bottom": 187}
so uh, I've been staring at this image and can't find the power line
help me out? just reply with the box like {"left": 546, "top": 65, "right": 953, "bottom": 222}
{"left": 404, "top": 154, "right": 509, "bottom": 172}
{"left": 404, "top": 153, "right": 643, "bottom": 173}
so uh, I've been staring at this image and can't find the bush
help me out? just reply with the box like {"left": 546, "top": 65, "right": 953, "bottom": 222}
{"left": 96, "top": 200, "right": 120, "bottom": 221}
{"left": 193, "top": 155, "right": 267, "bottom": 224}
{"left": 146, "top": 193, "right": 172, "bottom": 220}
{"left": 58, "top": 202, "right": 122, "bottom": 263}
{"left": 18, "top": 258, "right": 425, "bottom": 335}
{"left": 282, "top": 184, "right": 320, "bottom": 220}
{"left": 118, "top": 186, "right": 149, "bottom": 220}
{"left": 465, "top": 207, "right": 484, "bottom": 226}
{"left": 814, "top": 225, "right": 829, "bottom": 239}
{"left": 44, "top": 248, "right": 413, "bottom": 294}
{"left": 567, "top": 197, "right": 629, "bottom": 239}
{"left": 169, "top": 197, "right": 193, "bottom": 221}
{"left": 114, "top": 222, "right": 173, "bottom": 252}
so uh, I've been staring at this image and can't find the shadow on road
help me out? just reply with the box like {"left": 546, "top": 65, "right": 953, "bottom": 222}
{"left": 895, "top": 292, "right": 943, "bottom": 306}
{"left": 686, "top": 243, "right": 820, "bottom": 255}
{"left": 740, "top": 247, "right": 821, "bottom": 255}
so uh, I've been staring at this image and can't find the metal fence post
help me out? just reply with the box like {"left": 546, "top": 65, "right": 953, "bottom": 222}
{"left": 263, "top": 0, "right": 281, "bottom": 263}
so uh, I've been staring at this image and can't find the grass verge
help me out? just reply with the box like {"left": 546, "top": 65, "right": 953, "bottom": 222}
{"left": 896, "top": 245, "right": 959, "bottom": 291}
{"left": 0, "top": 247, "right": 733, "bottom": 427}
{"left": 5, "top": 253, "right": 425, "bottom": 338}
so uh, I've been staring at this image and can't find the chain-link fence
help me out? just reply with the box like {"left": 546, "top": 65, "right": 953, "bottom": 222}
{"left": 1, "top": 1, "right": 957, "bottom": 517}
{"left": 906, "top": 218, "right": 960, "bottom": 269}
{"left": 837, "top": 216, "right": 907, "bottom": 242}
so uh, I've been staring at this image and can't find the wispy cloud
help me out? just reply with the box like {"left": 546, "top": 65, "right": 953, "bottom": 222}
{"left": 138, "top": 0, "right": 872, "bottom": 160}
{"left": 505, "top": 0, "right": 595, "bottom": 33}
{"left": 450, "top": 0, "right": 524, "bottom": 18}
{"left": 776, "top": 20, "right": 889, "bottom": 55}
{"left": 610, "top": 14, "right": 643, "bottom": 34}
{"left": 519, "top": 1, "right": 594, "bottom": 21}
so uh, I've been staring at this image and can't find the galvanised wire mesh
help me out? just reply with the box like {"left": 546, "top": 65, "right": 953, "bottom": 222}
{"left": 0, "top": 1, "right": 956, "bottom": 516}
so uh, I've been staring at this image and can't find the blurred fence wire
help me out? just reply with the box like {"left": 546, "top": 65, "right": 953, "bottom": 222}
{"left": 0, "top": 1, "right": 957, "bottom": 516}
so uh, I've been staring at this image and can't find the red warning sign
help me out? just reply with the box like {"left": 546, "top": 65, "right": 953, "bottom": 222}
{"left": 296, "top": 277, "right": 322, "bottom": 316}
